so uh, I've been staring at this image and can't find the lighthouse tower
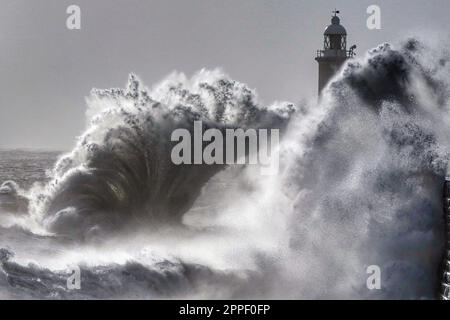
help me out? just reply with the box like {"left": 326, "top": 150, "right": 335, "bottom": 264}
{"left": 315, "top": 10, "right": 355, "bottom": 95}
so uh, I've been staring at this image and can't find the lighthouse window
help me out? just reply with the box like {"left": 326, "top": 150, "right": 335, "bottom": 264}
{"left": 330, "top": 35, "right": 341, "bottom": 49}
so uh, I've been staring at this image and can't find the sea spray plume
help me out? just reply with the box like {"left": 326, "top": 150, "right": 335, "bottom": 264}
{"left": 275, "top": 38, "right": 450, "bottom": 299}
{"left": 29, "top": 70, "right": 294, "bottom": 238}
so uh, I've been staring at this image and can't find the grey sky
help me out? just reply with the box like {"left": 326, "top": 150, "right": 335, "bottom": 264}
{"left": 0, "top": 0, "right": 448, "bottom": 150}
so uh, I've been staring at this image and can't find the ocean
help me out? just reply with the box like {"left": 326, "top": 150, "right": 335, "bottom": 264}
{"left": 0, "top": 38, "right": 449, "bottom": 299}
{"left": 0, "top": 149, "right": 59, "bottom": 189}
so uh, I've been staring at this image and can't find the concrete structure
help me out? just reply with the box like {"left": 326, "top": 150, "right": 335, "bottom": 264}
{"left": 315, "top": 10, "right": 356, "bottom": 95}
{"left": 441, "top": 177, "right": 450, "bottom": 300}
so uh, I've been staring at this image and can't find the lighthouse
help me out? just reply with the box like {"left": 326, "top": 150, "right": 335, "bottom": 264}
{"left": 315, "top": 10, "right": 356, "bottom": 95}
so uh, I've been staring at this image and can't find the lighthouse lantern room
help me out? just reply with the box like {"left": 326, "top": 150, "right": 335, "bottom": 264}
{"left": 315, "top": 10, "right": 356, "bottom": 95}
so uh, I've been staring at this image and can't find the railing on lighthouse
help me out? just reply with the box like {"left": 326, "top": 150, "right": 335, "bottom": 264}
{"left": 316, "top": 49, "right": 356, "bottom": 59}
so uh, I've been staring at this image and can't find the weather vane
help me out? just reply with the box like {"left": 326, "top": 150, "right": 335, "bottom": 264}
{"left": 333, "top": 9, "right": 340, "bottom": 16}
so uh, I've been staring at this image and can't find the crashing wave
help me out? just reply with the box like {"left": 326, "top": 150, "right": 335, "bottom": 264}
{"left": 278, "top": 39, "right": 450, "bottom": 299}
{"left": 27, "top": 70, "right": 293, "bottom": 238}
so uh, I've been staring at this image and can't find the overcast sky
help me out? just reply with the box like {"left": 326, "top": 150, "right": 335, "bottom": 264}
{"left": 0, "top": 0, "right": 448, "bottom": 150}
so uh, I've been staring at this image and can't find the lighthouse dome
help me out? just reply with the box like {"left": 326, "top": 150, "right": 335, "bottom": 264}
{"left": 324, "top": 15, "right": 347, "bottom": 35}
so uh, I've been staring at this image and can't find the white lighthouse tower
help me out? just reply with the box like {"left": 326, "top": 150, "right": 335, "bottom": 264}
{"left": 315, "top": 10, "right": 356, "bottom": 95}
